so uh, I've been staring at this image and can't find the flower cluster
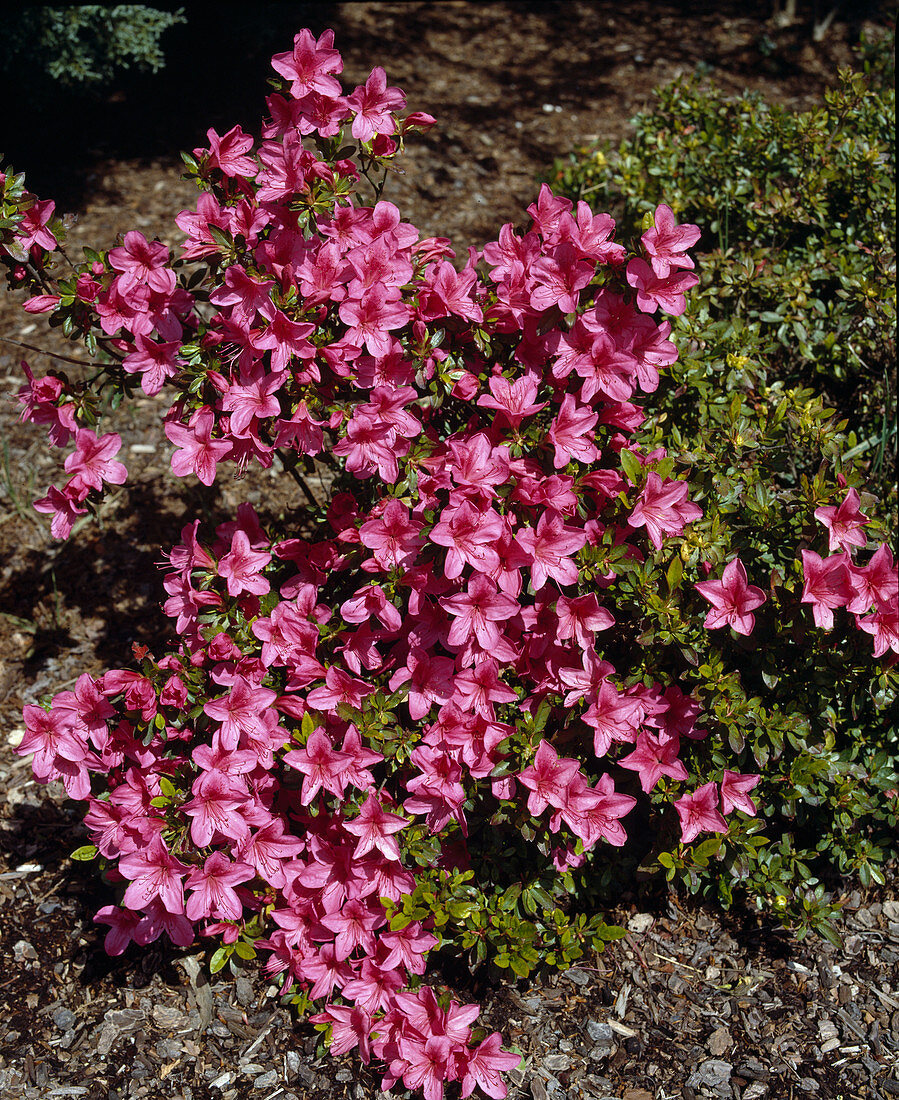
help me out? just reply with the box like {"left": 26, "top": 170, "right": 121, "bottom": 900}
{"left": 3, "top": 26, "right": 897, "bottom": 1100}
{"left": 802, "top": 489, "right": 898, "bottom": 657}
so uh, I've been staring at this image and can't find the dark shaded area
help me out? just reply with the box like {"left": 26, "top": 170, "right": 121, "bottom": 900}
{"left": 4, "top": 0, "right": 886, "bottom": 213}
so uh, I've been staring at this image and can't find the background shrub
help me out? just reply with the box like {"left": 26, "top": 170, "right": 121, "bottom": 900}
{"left": 551, "top": 33, "right": 896, "bottom": 507}
{"left": 546, "top": 35, "right": 898, "bottom": 939}
{"left": 0, "top": 5, "right": 185, "bottom": 88}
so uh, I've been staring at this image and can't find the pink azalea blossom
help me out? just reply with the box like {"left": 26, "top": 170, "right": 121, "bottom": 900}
{"left": 347, "top": 67, "right": 406, "bottom": 142}
{"left": 641, "top": 203, "right": 701, "bottom": 277}
{"left": 674, "top": 782, "right": 728, "bottom": 844}
{"left": 814, "top": 488, "right": 869, "bottom": 554}
{"left": 165, "top": 407, "right": 232, "bottom": 486}
{"left": 695, "top": 557, "right": 767, "bottom": 635}
{"left": 64, "top": 429, "right": 128, "bottom": 493}
{"left": 720, "top": 770, "right": 760, "bottom": 816}
{"left": 271, "top": 29, "right": 343, "bottom": 98}
{"left": 626, "top": 257, "right": 699, "bottom": 315}
{"left": 184, "top": 851, "right": 254, "bottom": 921}
{"left": 627, "top": 472, "right": 702, "bottom": 550}
{"left": 800, "top": 550, "right": 854, "bottom": 630}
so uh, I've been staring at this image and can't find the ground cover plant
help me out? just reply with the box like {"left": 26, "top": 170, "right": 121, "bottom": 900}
{"left": 2, "top": 25, "right": 897, "bottom": 1100}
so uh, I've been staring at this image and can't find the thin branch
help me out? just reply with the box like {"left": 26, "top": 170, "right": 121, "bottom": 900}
{"left": 0, "top": 335, "right": 97, "bottom": 369}
{"left": 276, "top": 448, "right": 321, "bottom": 510}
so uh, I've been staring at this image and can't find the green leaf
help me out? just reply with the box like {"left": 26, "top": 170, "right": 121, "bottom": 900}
{"left": 619, "top": 447, "right": 643, "bottom": 486}
{"left": 209, "top": 947, "right": 230, "bottom": 974}
{"left": 666, "top": 555, "right": 683, "bottom": 592}
{"left": 70, "top": 844, "right": 98, "bottom": 861}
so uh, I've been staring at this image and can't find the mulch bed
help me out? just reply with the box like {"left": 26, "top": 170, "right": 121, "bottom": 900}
{"left": 1, "top": 3, "right": 896, "bottom": 1098}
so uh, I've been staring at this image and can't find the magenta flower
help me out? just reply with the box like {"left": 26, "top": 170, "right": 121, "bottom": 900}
{"left": 619, "top": 731, "right": 688, "bottom": 793}
{"left": 720, "top": 770, "right": 760, "bottom": 816}
{"left": 343, "top": 794, "right": 408, "bottom": 861}
{"left": 674, "top": 782, "right": 728, "bottom": 844}
{"left": 460, "top": 1033, "right": 522, "bottom": 1099}
{"left": 476, "top": 372, "right": 547, "bottom": 429}
{"left": 204, "top": 125, "right": 257, "bottom": 178}
{"left": 271, "top": 29, "right": 343, "bottom": 98}
{"left": 108, "top": 230, "right": 174, "bottom": 294}
{"left": 627, "top": 471, "right": 702, "bottom": 550}
{"left": 857, "top": 604, "right": 899, "bottom": 658}
{"left": 184, "top": 851, "right": 254, "bottom": 921}
{"left": 309, "top": 1003, "right": 373, "bottom": 1060}
{"left": 516, "top": 508, "right": 586, "bottom": 589}
{"left": 33, "top": 483, "right": 88, "bottom": 540}
{"left": 15, "top": 198, "right": 57, "bottom": 251}
{"left": 347, "top": 66, "right": 406, "bottom": 142}
{"left": 814, "top": 488, "right": 869, "bottom": 554}
{"left": 517, "top": 739, "right": 582, "bottom": 816}
{"left": 119, "top": 836, "right": 190, "bottom": 915}
{"left": 800, "top": 550, "right": 854, "bottom": 630}
{"left": 547, "top": 394, "right": 599, "bottom": 468}
{"left": 695, "top": 557, "right": 767, "bottom": 635}
{"left": 64, "top": 429, "right": 128, "bottom": 493}
{"left": 165, "top": 407, "right": 232, "bottom": 486}
{"left": 626, "top": 257, "right": 699, "bottom": 316}
{"left": 847, "top": 544, "right": 898, "bottom": 615}
{"left": 283, "top": 728, "right": 351, "bottom": 804}
{"left": 440, "top": 574, "right": 520, "bottom": 650}
{"left": 641, "top": 203, "right": 701, "bottom": 277}
{"left": 217, "top": 529, "right": 272, "bottom": 596}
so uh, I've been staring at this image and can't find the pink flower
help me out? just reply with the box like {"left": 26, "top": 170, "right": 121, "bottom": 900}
{"left": 184, "top": 851, "right": 254, "bottom": 921}
{"left": 64, "top": 429, "right": 128, "bottom": 493}
{"left": 516, "top": 509, "right": 586, "bottom": 589}
{"left": 15, "top": 198, "right": 57, "bottom": 251}
{"left": 33, "top": 484, "right": 88, "bottom": 540}
{"left": 695, "top": 557, "right": 767, "bottom": 635}
{"left": 627, "top": 472, "right": 702, "bottom": 550}
{"left": 343, "top": 794, "right": 408, "bottom": 861}
{"left": 165, "top": 407, "right": 232, "bottom": 486}
{"left": 310, "top": 1003, "right": 373, "bottom": 1060}
{"left": 674, "top": 782, "right": 728, "bottom": 844}
{"left": 547, "top": 394, "right": 599, "bottom": 469}
{"left": 203, "top": 125, "right": 257, "bottom": 178}
{"left": 218, "top": 530, "right": 272, "bottom": 596}
{"left": 619, "top": 731, "right": 688, "bottom": 793}
{"left": 347, "top": 66, "right": 406, "bottom": 142}
{"left": 800, "top": 550, "right": 854, "bottom": 630}
{"left": 814, "top": 488, "right": 869, "bottom": 554}
{"left": 283, "top": 728, "right": 351, "bottom": 804}
{"left": 460, "top": 1033, "right": 521, "bottom": 1099}
{"left": 847, "top": 544, "right": 898, "bottom": 614}
{"left": 641, "top": 203, "right": 700, "bottom": 278}
{"left": 271, "top": 28, "right": 343, "bottom": 98}
{"left": 108, "top": 230, "right": 174, "bottom": 294}
{"left": 857, "top": 603, "right": 899, "bottom": 658}
{"left": 220, "top": 363, "right": 286, "bottom": 436}
{"left": 626, "top": 257, "right": 698, "bottom": 315}
{"left": 440, "top": 575, "right": 520, "bottom": 650}
{"left": 476, "top": 371, "right": 547, "bottom": 428}
{"left": 720, "top": 770, "right": 760, "bottom": 816}
{"left": 517, "top": 739, "right": 582, "bottom": 816}
{"left": 119, "top": 836, "right": 190, "bottom": 915}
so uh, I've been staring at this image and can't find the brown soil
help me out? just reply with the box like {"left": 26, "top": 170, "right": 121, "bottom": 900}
{"left": 1, "top": 4, "right": 896, "bottom": 1100}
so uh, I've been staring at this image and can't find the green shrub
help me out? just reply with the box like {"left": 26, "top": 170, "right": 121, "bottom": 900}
{"left": 0, "top": 6, "right": 185, "bottom": 88}
{"left": 545, "top": 36, "right": 898, "bottom": 940}
{"left": 551, "top": 35, "right": 896, "bottom": 506}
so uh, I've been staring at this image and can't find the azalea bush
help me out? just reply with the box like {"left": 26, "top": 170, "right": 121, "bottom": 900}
{"left": 2, "top": 26, "right": 898, "bottom": 1100}
{"left": 550, "top": 33, "right": 897, "bottom": 503}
